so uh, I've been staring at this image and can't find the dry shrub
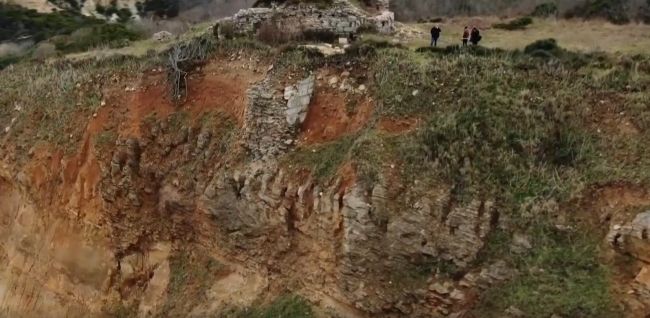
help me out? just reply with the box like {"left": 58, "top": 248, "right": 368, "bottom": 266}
{"left": 31, "top": 42, "right": 57, "bottom": 60}
{"left": 69, "top": 27, "right": 93, "bottom": 42}
{"left": 219, "top": 21, "right": 236, "bottom": 39}
{"left": 0, "top": 41, "right": 33, "bottom": 58}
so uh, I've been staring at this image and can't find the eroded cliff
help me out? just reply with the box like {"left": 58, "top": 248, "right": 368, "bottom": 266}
{"left": 1, "top": 35, "right": 650, "bottom": 318}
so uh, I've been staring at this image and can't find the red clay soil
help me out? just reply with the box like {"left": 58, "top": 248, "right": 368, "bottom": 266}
{"left": 185, "top": 73, "right": 248, "bottom": 125}
{"left": 377, "top": 117, "right": 420, "bottom": 134}
{"left": 572, "top": 183, "right": 650, "bottom": 229}
{"left": 336, "top": 162, "right": 357, "bottom": 196}
{"left": 105, "top": 59, "right": 264, "bottom": 137}
{"left": 299, "top": 90, "right": 374, "bottom": 145}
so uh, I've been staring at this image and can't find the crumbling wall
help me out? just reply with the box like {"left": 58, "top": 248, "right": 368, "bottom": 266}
{"left": 218, "top": 0, "right": 395, "bottom": 36}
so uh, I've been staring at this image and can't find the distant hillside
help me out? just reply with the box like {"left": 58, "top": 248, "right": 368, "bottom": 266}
{"left": 0, "top": 0, "right": 254, "bottom": 19}
{"left": 2, "top": 0, "right": 649, "bottom": 27}
{"left": 391, "top": 0, "right": 650, "bottom": 23}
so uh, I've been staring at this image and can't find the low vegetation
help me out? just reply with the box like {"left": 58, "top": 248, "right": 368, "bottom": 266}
{"left": 219, "top": 294, "right": 314, "bottom": 318}
{"left": 156, "top": 250, "right": 228, "bottom": 317}
{"left": 0, "top": 54, "right": 162, "bottom": 157}
{"left": 563, "top": 0, "right": 650, "bottom": 24}
{"left": 530, "top": 2, "right": 558, "bottom": 17}
{"left": 416, "top": 16, "right": 444, "bottom": 23}
{"left": 492, "top": 16, "right": 533, "bottom": 30}
{"left": 279, "top": 38, "right": 650, "bottom": 317}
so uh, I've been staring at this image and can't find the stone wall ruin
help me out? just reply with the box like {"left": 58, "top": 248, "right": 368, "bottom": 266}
{"left": 216, "top": 0, "right": 395, "bottom": 37}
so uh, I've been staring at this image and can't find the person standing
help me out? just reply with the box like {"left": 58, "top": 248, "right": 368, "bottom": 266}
{"left": 470, "top": 26, "right": 482, "bottom": 45}
{"left": 430, "top": 25, "right": 441, "bottom": 47}
{"left": 462, "top": 26, "right": 469, "bottom": 46}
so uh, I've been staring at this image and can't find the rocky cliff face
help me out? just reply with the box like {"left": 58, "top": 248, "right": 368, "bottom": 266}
{"left": 1, "top": 16, "right": 650, "bottom": 317}
{"left": 0, "top": 43, "right": 517, "bottom": 317}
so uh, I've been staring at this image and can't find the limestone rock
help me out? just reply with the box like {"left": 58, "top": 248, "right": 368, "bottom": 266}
{"left": 285, "top": 76, "right": 315, "bottom": 126}
{"left": 608, "top": 211, "right": 650, "bottom": 262}
{"left": 505, "top": 306, "right": 526, "bottom": 317}
{"left": 510, "top": 233, "right": 532, "bottom": 254}
{"left": 152, "top": 31, "right": 172, "bottom": 42}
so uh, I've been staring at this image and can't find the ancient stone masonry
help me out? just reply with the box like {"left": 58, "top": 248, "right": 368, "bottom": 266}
{"left": 243, "top": 73, "right": 315, "bottom": 165}
{"left": 285, "top": 75, "right": 315, "bottom": 125}
{"left": 217, "top": 0, "right": 395, "bottom": 36}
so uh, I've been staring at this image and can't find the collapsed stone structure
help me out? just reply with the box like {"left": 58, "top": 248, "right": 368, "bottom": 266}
{"left": 216, "top": 0, "right": 395, "bottom": 37}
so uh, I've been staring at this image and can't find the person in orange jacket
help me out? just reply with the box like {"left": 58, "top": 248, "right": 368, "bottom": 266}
{"left": 462, "top": 26, "right": 470, "bottom": 46}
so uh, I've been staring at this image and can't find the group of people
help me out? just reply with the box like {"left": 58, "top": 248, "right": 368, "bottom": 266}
{"left": 430, "top": 25, "right": 482, "bottom": 47}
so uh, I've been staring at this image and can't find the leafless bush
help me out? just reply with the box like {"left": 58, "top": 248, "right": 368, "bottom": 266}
{"left": 0, "top": 41, "right": 34, "bottom": 58}
{"left": 31, "top": 43, "right": 57, "bottom": 61}
{"left": 166, "top": 39, "right": 213, "bottom": 105}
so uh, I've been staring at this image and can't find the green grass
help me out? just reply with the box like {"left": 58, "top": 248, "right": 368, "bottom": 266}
{"left": 218, "top": 294, "right": 314, "bottom": 318}
{"left": 278, "top": 42, "right": 650, "bottom": 316}
{"left": 475, "top": 223, "right": 615, "bottom": 318}
{"left": 156, "top": 250, "right": 228, "bottom": 317}
{"left": 285, "top": 134, "right": 356, "bottom": 183}
{"left": 0, "top": 55, "right": 161, "bottom": 158}
{"left": 371, "top": 47, "right": 648, "bottom": 315}
{"left": 493, "top": 16, "right": 534, "bottom": 31}
{"left": 93, "top": 130, "right": 116, "bottom": 150}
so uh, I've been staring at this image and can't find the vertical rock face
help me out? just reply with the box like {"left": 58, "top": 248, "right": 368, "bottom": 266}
{"left": 196, "top": 166, "right": 501, "bottom": 316}
{"left": 0, "top": 51, "right": 505, "bottom": 317}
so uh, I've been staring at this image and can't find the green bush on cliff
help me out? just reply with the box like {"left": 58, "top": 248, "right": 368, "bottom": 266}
{"left": 218, "top": 294, "right": 314, "bottom": 318}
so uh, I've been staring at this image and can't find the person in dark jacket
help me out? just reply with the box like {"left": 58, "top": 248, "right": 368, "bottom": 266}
{"left": 470, "top": 26, "right": 482, "bottom": 45}
{"left": 430, "top": 25, "right": 441, "bottom": 47}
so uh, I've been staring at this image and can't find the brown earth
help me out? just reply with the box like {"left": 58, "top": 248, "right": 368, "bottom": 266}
{"left": 0, "top": 56, "right": 273, "bottom": 318}
{"left": 377, "top": 116, "right": 420, "bottom": 134}
{"left": 299, "top": 88, "right": 374, "bottom": 145}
